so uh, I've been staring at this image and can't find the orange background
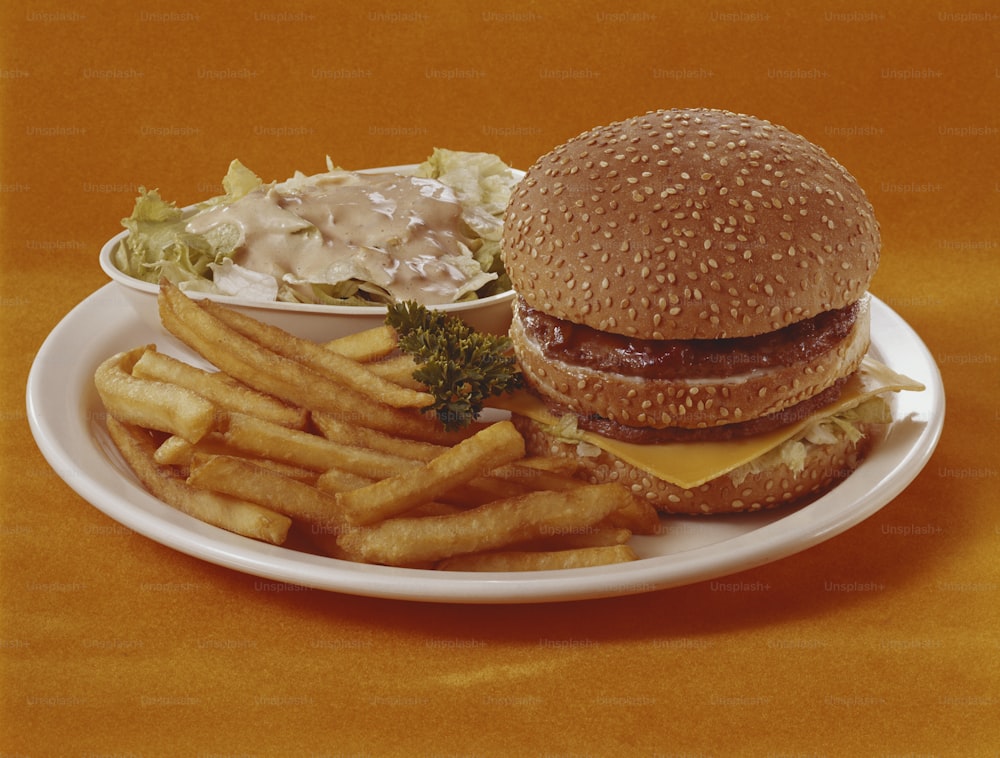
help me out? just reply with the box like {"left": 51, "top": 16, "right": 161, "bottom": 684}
{"left": 2, "top": 1, "right": 999, "bottom": 755}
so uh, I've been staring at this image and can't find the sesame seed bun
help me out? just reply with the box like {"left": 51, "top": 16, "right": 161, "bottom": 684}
{"left": 501, "top": 108, "right": 884, "bottom": 514}
{"left": 503, "top": 107, "right": 880, "bottom": 340}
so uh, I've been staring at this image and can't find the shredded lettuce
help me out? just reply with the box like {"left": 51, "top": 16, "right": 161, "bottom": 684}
{"left": 114, "top": 160, "right": 263, "bottom": 287}
{"left": 114, "top": 151, "right": 519, "bottom": 305}
{"left": 218, "top": 159, "right": 263, "bottom": 202}
{"left": 205, "top": 258, "right": 279, "bottom": 301}
{"left": 543, "top": 413, "right": 604, "bottom": 459}
{"left": 414, "top": 148, "right": 518, "bottom": 297}
{"left": 729, "top": 397, "right": 891, "bottom": 486}
{"left": 416, "top": 148, "right": 517, "bottom": 218}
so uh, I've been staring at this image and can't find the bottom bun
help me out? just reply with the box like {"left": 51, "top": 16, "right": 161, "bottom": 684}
{"left": 512, "top": 416, "right": 880, "bottom": 516}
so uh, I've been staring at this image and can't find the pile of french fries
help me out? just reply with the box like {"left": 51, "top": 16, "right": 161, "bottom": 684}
{"left": 93, "top": 281, "right": 658, "bottom": 571}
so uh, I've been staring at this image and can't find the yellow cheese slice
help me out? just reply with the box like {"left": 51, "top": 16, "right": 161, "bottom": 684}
{"left": 493, "top": 357, "right": 925, "bottom": 490}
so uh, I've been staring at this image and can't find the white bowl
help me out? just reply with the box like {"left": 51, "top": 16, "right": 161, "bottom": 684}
{"left": 98, "top": 164, "right": 519, "bottom": 343}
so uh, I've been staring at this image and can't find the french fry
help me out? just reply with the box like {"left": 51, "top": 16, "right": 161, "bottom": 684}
{"left": 160, "top": 281, "right": 366, "bottom": 413}
{"left": 131, "top": 348, "right": 307, "bottom": 428}
{"left": 489, "top": 462, "right": 585, "bottom": 492}
{"left": 314, "top": 412, "right": 530, "bottom": 506}
{"left": 106, "top": 417, "right": 291, "bottom": 544}
{"left": 315, "top": 469, "right": 459, "bottom": 520}
{"left": 158, "top": 283, "right": 312, "bottom": 390}
{"left": 513, "top": 456, "right": 581, "bottom": 475}
{"left": 437, "top": 545, "right": 638, "bottom": 572}
{"left": 335, "top": 420, "right": 526, "bottom": 525}
{"left": 324, "top": 325, "right": 398, "bottom": 362}
{"left": 406, "top": 502, "right": 464, "bottom": 517}
{"left": 337, "top": 483, "right": 634, "bottom": 566}
{"left": 200, "top": 298, "right": 433, "bottom": 409}
{"left": 489, "top": 447, "right": 656, "bottom": 535}
{"left": 223, "top": 412, "right": 420, "bottom": 479}
{"left": 315, "top": 467, "right": 376, "bottom": 493}
{"left": 187, "top": 454, "right": 345, "bottom": 530}
{"left": 437, "top": 476, "right": 533, "bottom": 509}
{"left": 364, "top": 354, "right": 425, "bottom": 389}
{"left": 602, "top": 496, "right": 661, "bottom": 536}
{"left": 95, "top": 346, "right": 217, "bottom": 443}
{"left": 312, "top": 411, "right": 445, "bottom": 462}
{"left": 249, "top": 459, "right": 320, "bottom": 484}
{"left": 161, "top": 279, "right": 476, "bottom": 446}
{"left": 351, "top": 406, "right": 483, "bottom": 446}
{"left": 510, "top": 526, "right": 633, "bottom": 552}
{"left": 153, "top": 432, "right": 233, "bottom": 467}
{"left": 154, "top": 434, "right": 319, "bottom": 480}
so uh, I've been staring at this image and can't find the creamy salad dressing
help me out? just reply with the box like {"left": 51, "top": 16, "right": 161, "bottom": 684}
{"left": 183, "top": 171, "right": 492, "bottom": 305}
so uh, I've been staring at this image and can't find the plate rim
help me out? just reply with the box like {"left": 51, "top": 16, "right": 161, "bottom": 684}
{"left": 26, "top": 284, "right": 945, "bottom": 603}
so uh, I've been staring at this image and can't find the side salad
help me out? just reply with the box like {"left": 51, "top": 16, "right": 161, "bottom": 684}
{"left": 112, "top": 149, "right": 520, "bottom": 307}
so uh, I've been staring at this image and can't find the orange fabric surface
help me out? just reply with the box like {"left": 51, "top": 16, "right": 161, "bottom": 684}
{"left": 2, "top": 1, "right": 998, "bottom": 755}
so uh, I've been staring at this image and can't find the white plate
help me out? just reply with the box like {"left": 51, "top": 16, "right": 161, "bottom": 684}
{"left": 26, "top": 285, "right": 944, "bottom": 603}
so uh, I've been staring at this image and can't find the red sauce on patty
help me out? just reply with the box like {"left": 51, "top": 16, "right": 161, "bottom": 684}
{"left": 517, "top": 298, "right": 860, "bottom": 381}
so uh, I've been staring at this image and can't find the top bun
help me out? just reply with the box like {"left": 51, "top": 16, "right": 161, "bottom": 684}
{"left": 502, "top": 108, "right": 880, "bottom": 340}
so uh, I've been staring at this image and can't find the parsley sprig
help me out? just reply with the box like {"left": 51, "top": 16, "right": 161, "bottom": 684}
{"left": 386, "top": 302, "right": 523, "bottom": 431}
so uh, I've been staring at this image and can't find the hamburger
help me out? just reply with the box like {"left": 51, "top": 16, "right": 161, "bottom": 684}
{"left": 500, "top": 107, "right": 921, "bottom": 515}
